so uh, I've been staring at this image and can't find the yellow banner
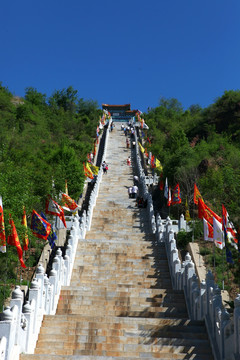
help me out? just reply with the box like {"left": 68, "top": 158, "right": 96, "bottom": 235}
{"left": 138, "top": 142, "right": 145, "bottom": 153}
{"left": 89, "top": 163, "right": 99, "bottom": 175}
{"left": 155, "top": 158, "right": 163, "bottom": 171}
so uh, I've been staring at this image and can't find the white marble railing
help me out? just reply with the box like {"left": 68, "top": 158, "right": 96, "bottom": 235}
{"left": 155, "top": 217, "right": 240, "bottom": 360}
{"left": 0, "top": 122, "right": 111, "bottom": 360}
{"left": 0, "top": 216, "right": 81, "bottom": 360}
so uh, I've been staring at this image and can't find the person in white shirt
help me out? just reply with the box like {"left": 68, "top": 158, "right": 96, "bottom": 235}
{"left": 128, "top": 186, "right": 133, "bottom": 198}
{"left": 132, "top": 185, "right": 138, "bottom": 198}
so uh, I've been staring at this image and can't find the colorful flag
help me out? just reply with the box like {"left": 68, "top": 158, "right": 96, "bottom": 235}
{"left": 155, "top": 158, "right": 163, "bottom": 172}
{"left": 151, "top": 155, "right": 155, "bottom": 168}
{"left": 213, "top": 217, "right": 224, "bottom": 249}
{"left": 21, "top": 207, "right": 29, "bottom": 251}
{"left": 45, "top": 195, "right": 66, "bottom": 228}
{"left": 222, "top": 205, "right": 238, "bottom": 249}
{"left": 41, "top": 212, "right": 56, "bottom": 249}
{"left": 88, "top": 163, "right": 99, "bottom": 175}
{"left": 164, "top": 178, "right": 168, "bottom": 199}
{"left": 83, "top": 162, "right": 94, "bottom": 179}
{"left": 167, "top": 186, "right": 172, "bottom": 207}
{"left": 62, "top": 193, "right": 78, "bottom": 211}
{"left": 138, "top": 142, "right": 145, "bottom": 154}
{"left": 198, "top": 198, "right": 222, "bottom": 225}
{"left": 206, "top": 205, "right": 222, "bottom": 224}
{"left": 8, "top": 215, "right": 26, "bottom": 268}
{"left": 0, "top": 196, "right": 6, "bottom": 253}
{"left": 31, "top": 210, "right": 51, "bottom": 240}
{"left": 147, "top": 137, "right": 151, "bottom": 145}
{"left": 203, "top": 218, "right": 213, "bottom": 241}
{"left": 185, "top": 197, "right": 191, "bottom": 222}
{"left": 171, "top": 184, "right": 181, "bottom": 205}
{"left": 194, "top": 183, "right": 203, "bottom": 205}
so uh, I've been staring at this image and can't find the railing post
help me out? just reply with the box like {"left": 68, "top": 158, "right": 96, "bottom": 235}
{"left": 9, "top": 286, "right": 23, "bottom": 346}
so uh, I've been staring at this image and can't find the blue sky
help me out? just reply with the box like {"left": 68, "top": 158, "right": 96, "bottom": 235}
{"left": 1, "top": 0, "right": 240, "bottom": 112}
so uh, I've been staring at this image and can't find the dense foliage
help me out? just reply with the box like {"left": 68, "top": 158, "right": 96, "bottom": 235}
{"left": 143, "top": 92, "right": 240, "bottom": 295}
{"left": 0, "top": 83, "right": 101, "bottom": 304}
{"left": 145, "top": 93, "right": 240, "bottom": 220}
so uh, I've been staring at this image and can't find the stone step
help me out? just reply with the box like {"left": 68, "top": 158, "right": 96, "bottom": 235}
{"left": 33, "top": 342, "right": 213, "bottom": 357}
{"left": 41, "top": 314, "right": 203, "bottom": 327}
{"left": 21, "top": 354, "right": 213, "bottom": 360}
{"left": 69, "top": 282, "right": 173, "bottom": 290}
{"left": 56, "top": 307, "right": 188, "bottom": 318}
{"left": 61, "top": 286, "right": 184, "bottom": 296}
{"left": 57, "top": 295, "right": 186, "bottom": 306}
{"left": 60, "top": 288, "right": 185, "bottom": 299}
{"left": 20, "top": 126, "right": 213, "bottom": 360}
{"left": 38, "top": 324, "right": 208, "bottom": 339}
{"left": 35, "top": 337, "right": 212, "bottom": 351}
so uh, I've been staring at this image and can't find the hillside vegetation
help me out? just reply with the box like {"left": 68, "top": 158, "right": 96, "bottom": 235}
{"left": 143, "top": 93, "right": 240, "bottom": 296}
{"left": 0, "top": 83, "right": 101, "bottom": 304}
{"left": 145, "top": 93, "right": 240, "bottom": 220}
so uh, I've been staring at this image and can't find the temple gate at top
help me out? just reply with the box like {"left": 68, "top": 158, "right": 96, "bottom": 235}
{"left": 102, "top": 104, "right": 138, "bottom": 123}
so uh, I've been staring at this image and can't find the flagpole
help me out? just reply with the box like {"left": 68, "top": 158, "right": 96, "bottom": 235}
{"left": 222, "top": 247, "right": 225, "bottom": 290}
{"left": 213, "top": 242, "right": 216, "bottom": 277}
{"left": 191, "top": 196, "right": 195, "bottom": 243}
{"left": 3, "top": 250, "right": 8, "bottom": 311}
{"left": 15, "top": 262, "right": 19, "bottom": 286}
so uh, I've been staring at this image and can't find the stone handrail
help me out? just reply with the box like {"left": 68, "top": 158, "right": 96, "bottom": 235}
{"left": 0, "top": 120, "right": 111, "bottom": 360}
{"left": 154, "top": 216, "right": 240, "bottom": 360}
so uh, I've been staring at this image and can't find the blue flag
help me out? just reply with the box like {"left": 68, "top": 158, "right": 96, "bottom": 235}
{"left": 31, "top": 210, "right": 51, "bottom": 240}
{"left": 226, "top": 247, "right": 234, "bottom": 264}
{"left": 40, "top": 212, "right": 56, "bottom": 249}
{"left": 164, "top": 178, "right": 168, "bottom": 199}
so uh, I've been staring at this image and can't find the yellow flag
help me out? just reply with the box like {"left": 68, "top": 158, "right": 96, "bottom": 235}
{"left": 89, "top": 163, "right": 99, "bottom": 175}
{"left": 185, "top": 197, "right": 191, "bottom": 222}
{"left": 155, "top": 158, "right": 163, "bottom": 172}
{"left": 85, "top": 162, "right": 94, "bottom": 178}
{"left": 138, "top": 142, "right": 145, "bottom": 153}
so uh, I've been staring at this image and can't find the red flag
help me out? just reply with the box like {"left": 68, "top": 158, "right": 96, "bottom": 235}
{"left": 171, "top": 184, "right": 181, "bottom": 205}
{"left": 203, "top": 218, "right": 213, "bottom": 241}
{"left": 21, "top": 207, "right": 29, "bottom": 251}
{"left": 62, "top": 193, "right": 78, "bottom": 211}
{"left": 45, "top": 195, "right": 67, "bottom": 228}
{"left": 159, "top": 173, "right": 164, "bottom": 191}
{"left": 198, "top": 198, "right": 221, "bottom": 225}
{"left": 151, "top": 155, "right": 155, "bottom": 168}
{"left": 194, "top": 183, "right": 203, "bottom": 205}
{"left": 8, "top": 215, "right": 26, "bottom": 268}
{"left": 206, "top": 204, "right": 222, "bottom": 224}
{"left": 198, "top": 198, "right": 206, "bottom": 220}
{"left": 83, "top": 162, "right": 94, "bottom": 179}
{"left": 0, "top": 196, "right": 6, "bottom": 253}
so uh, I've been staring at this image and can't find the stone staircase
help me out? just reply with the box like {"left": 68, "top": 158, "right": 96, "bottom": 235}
{"left": 20, "top": 124, "right": 214, "bottom": 359}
